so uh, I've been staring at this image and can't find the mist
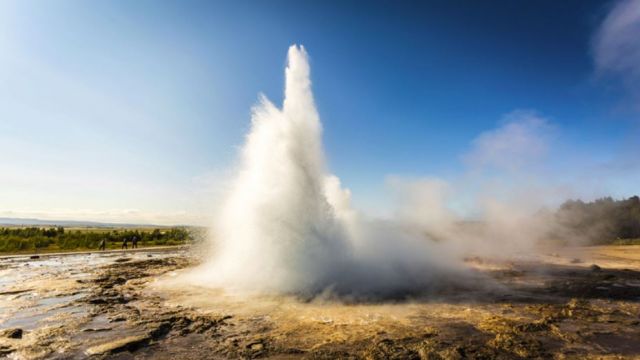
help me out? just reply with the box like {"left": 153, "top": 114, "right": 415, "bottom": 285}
{"left": 187, "top": 44, "right": 635, "bottom": 299}
{"left": 187, "top": 45, "right": 470, "bottom": 298}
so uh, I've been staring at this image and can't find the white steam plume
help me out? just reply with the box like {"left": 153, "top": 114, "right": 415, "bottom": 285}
{"left": 190, "top": 45, "right": 463, "bottom": 298}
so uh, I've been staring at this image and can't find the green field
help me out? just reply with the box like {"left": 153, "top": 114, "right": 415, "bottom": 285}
{"left": 0, "top": 226, "right": 203, "bottom": 254}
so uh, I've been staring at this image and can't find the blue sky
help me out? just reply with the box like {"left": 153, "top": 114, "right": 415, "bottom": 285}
{"left": 0, "top": 0, "right": 638, "bottom": 224}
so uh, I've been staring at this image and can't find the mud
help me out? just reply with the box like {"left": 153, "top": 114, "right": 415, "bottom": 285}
{"left": 1, "top": 246, "right": 639, "bottom": 359}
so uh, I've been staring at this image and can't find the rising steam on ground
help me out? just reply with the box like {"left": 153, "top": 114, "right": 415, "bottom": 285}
{"left": 187, "top": 45, "right": 473, "bottom": 299}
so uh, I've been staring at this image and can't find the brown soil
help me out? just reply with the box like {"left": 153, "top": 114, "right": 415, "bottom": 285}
{"left": 0, "top": 247, "right": 639, "bottom": 359}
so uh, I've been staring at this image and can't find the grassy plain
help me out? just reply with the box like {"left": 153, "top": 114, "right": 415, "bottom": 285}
{"left": 0, "top": 226, "right": 201, "bottom": 254}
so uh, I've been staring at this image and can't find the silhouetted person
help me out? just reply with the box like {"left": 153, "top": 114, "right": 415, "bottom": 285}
{"left": 122, "top": 237, "right": 129, "bottom": 250}
{"left": 132, "top": 236, "right": 138, "bottom": 249}
{"left": 99, "top": 238, "right": 106, "bottom": 251}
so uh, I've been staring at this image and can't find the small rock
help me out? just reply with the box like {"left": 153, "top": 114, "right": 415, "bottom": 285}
{"left": 147, "top": 322, "right": 172, "bottom": 340}
{"left": 1, "top": 328, "right": 22, "bottom": 339}
{"left": 0, "top": 289, "right": 32, "bottom": 296}
{"left": 0, "top": 345, "right": 15, "bottom": 356}
{"left": 82, "top": 327, "right": 112, "bottom": 332}
{"left": 87, "top": 297, "right": 108, "bottom": 305}
{"left": 109, "top": 315, "right": 127, "bottom": 322}
{"left": 84, "top": 334, "right": 150, "bottom": 356}
{"left": 590, "top": 264, "right": 601, "bottom": 272}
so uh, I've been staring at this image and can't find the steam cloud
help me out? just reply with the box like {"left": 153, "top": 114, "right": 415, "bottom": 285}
{"left": 188, "top": 43, "right": 636, "bottom": 299}
{"left": 190, "top": 46, "right": 464, "bottom": 298}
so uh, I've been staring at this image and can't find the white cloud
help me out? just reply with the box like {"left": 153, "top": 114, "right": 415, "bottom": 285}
{"left": 462, "top": 110, "right": 555, "bottom": 172}
{"left": 593, "top": 0, "right": 640, "bottom": 92}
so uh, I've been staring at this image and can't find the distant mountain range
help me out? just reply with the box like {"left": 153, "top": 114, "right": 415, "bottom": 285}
{"left": 0, "top": 217, "right": 170, "bottom": 228}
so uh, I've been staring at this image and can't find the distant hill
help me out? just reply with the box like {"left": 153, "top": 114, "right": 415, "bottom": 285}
{"left": 0, "top": 217, "right": 170, "bottom": 228}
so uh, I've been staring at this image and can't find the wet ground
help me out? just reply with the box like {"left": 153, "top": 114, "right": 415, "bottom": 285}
{"left": 1, "top": 246, "right": 639, "bottom": 359}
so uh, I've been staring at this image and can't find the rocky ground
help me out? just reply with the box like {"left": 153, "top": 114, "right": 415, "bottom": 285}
{"left": 1, "top": 246, "right": 639, "bottom": 359}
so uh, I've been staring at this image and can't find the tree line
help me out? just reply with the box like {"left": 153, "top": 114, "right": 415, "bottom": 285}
{"left": 554, "top": 195, "right": 640, "bottom": 244}
{"left": 0, "top": 227, "right": 193, "bottom": 253}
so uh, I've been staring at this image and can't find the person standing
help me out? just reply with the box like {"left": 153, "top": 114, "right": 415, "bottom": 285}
{"left": 122, "top": 237, "right": 129, "bottom": 250}
{"left": 99, "top": 238, "right": 106, "bottom": 251}
{"left": 132, "top": 235, "right": 138, "bottom": 249}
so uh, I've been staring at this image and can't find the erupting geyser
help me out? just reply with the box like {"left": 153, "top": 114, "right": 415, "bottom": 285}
{"left": 206, "top": 45, "right": 351, "bottom": 294}
{"left": 193, "top": 45, "right": 462, "bottom": 298}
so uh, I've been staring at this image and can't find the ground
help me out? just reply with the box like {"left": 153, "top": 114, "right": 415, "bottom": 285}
{"left": 1, "top": 246, "right": 639, "bottom": 359}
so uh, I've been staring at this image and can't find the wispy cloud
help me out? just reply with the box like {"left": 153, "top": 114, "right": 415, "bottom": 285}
{"left": 0, "top": 208, "right": 206, "bottom": 226}
{"left": 462, "top": 110, "right": 555, "bottom": 172}
{"left": 593, "top": 0, "right": 640, "bottom": 101}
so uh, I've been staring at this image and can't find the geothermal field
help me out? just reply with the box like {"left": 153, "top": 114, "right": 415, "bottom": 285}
{"left": 1, "top": 46, "right": 639, "bottom": 359}
{"left": 1, "top": 245, "right": 640, "bottom": 359}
